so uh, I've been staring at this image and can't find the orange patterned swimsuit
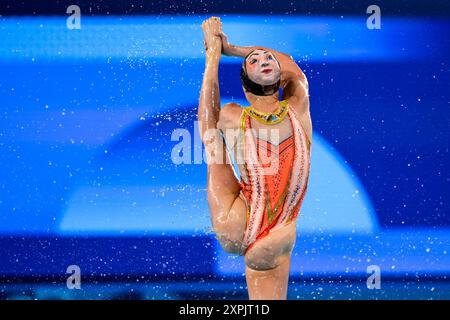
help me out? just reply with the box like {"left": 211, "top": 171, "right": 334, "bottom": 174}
{"left": 238, "top": 101, "right": 311, "bottom": 255}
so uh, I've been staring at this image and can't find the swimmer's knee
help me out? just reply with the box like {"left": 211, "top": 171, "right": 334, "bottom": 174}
{"left": 244, "top": 238, "right": 295, "bottom": 271}
{"left": 244, "top": 246, "right": 277, "bottom": 271}
{"left": 245, "top": 257, "right": 277, "bottom": 271}
{"left": 221, "top": 239, "right": 243, "bottom": 254}
{"left": 245, "top": 252, "right": 292, "bottom": 271}
{"left": 213, "top": 226, "right": 244, "bottom": 255}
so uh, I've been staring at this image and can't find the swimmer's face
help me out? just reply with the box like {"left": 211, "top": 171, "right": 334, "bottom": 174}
{"left": 244, "top": 49, "right": 281, "bottom": 86}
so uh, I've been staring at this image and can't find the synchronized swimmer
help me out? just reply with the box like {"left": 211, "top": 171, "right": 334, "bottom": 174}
{"left": 198, "top": 16, "right": 312, "bottom": 300}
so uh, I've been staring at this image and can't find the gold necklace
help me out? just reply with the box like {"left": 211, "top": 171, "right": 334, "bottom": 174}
{"left": 243, "top": 100, "right": 289, "bottom": 125}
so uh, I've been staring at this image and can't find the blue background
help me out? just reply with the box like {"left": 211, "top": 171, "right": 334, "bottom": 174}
{"left": 0, "top": 0, "right": 449, "bottom": 299}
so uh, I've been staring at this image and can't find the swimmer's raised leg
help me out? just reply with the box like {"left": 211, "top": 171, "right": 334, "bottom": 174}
{"left": 198, "top": 17, "right": 247, "bottom": 254}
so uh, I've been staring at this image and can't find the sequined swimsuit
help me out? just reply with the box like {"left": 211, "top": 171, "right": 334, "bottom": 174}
{"left": 238, "top": 100, "right": 311, "bottom": 255}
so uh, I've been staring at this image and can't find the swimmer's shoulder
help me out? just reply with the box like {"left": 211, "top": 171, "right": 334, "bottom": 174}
{"left": 218, "top": 102, "right": 244, "bottom": 130}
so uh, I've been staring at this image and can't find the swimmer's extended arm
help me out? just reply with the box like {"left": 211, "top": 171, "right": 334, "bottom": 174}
{"left": 219, "top": 32, "right": 308, "bottom": 103}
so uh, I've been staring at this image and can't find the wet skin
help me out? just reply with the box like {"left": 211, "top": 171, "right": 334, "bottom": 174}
{"left": 199, "top": 16, "right": 312, "bottom": 300}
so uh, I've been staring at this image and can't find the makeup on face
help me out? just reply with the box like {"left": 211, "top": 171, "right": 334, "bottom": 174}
{"left": 245, "top": 50, "right": 281, "bottom": 85}
{"left": 247, "top": 51, "right": 273, "bottom": 65}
